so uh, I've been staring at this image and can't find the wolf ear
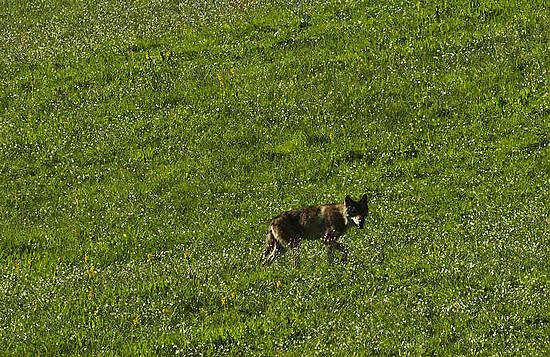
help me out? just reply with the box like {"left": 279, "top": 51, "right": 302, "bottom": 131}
{"left": 359, "top": 194, "right": 368, "bottom": 204}
{"left": 345, "top": 195, "right": 353, "bottom": 207}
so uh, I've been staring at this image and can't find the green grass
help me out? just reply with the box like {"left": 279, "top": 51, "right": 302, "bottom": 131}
{"left": 1, "top": 0, "right": 549, "bottom": 355}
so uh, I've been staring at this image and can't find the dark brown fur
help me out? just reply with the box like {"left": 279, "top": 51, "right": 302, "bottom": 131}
{"left": 258, "top": 195, "right": 368, "bottom": 267}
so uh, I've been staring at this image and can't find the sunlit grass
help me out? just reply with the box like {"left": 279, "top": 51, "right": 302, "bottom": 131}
{"left": 0, "top": 0, "right": 549, "bottom": 355}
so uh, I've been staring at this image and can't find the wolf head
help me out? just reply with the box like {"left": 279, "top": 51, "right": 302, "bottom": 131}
{"left": 344, "top": 194, "right": 368, "bottom": 229}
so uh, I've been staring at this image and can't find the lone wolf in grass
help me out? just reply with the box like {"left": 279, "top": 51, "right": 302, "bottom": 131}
{"left": 259, "top": 195, "right": 368, "bottom": 267}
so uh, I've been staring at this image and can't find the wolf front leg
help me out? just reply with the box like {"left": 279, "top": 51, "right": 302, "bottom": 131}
{"left": 322, "top": 229, "right": 340, "bottom": 264}
{"left": 290, "top": 238, "right": 302, "bottom": 269}
{"left": 330, "top": 241, "right": 349, "bottom": 262}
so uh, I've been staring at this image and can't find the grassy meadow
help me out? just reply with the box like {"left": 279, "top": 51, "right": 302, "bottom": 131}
{"left": 1, "top": 0, "right": 549, "bottom": 355}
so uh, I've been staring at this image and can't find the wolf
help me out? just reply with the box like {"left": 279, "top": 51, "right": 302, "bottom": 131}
{"left": 258, "top": 195, "right": 368, "bottom": 267}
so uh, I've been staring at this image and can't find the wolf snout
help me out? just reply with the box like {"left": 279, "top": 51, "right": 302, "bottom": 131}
{"left": 351, "top": 216, "right": 365, "bottom": 228}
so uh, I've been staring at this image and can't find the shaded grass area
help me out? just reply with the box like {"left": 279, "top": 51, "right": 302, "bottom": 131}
{"left": 0, "top": 0, "right": 549, "bottom": 355}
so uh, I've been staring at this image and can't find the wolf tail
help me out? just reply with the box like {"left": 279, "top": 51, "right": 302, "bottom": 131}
{"left": 258, "top": 226, "right": 278, "bottom": 265}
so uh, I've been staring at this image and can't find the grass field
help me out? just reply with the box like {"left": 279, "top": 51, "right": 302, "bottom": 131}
{"left": 1, "top": 0, "right": 549, "bottom": 355}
